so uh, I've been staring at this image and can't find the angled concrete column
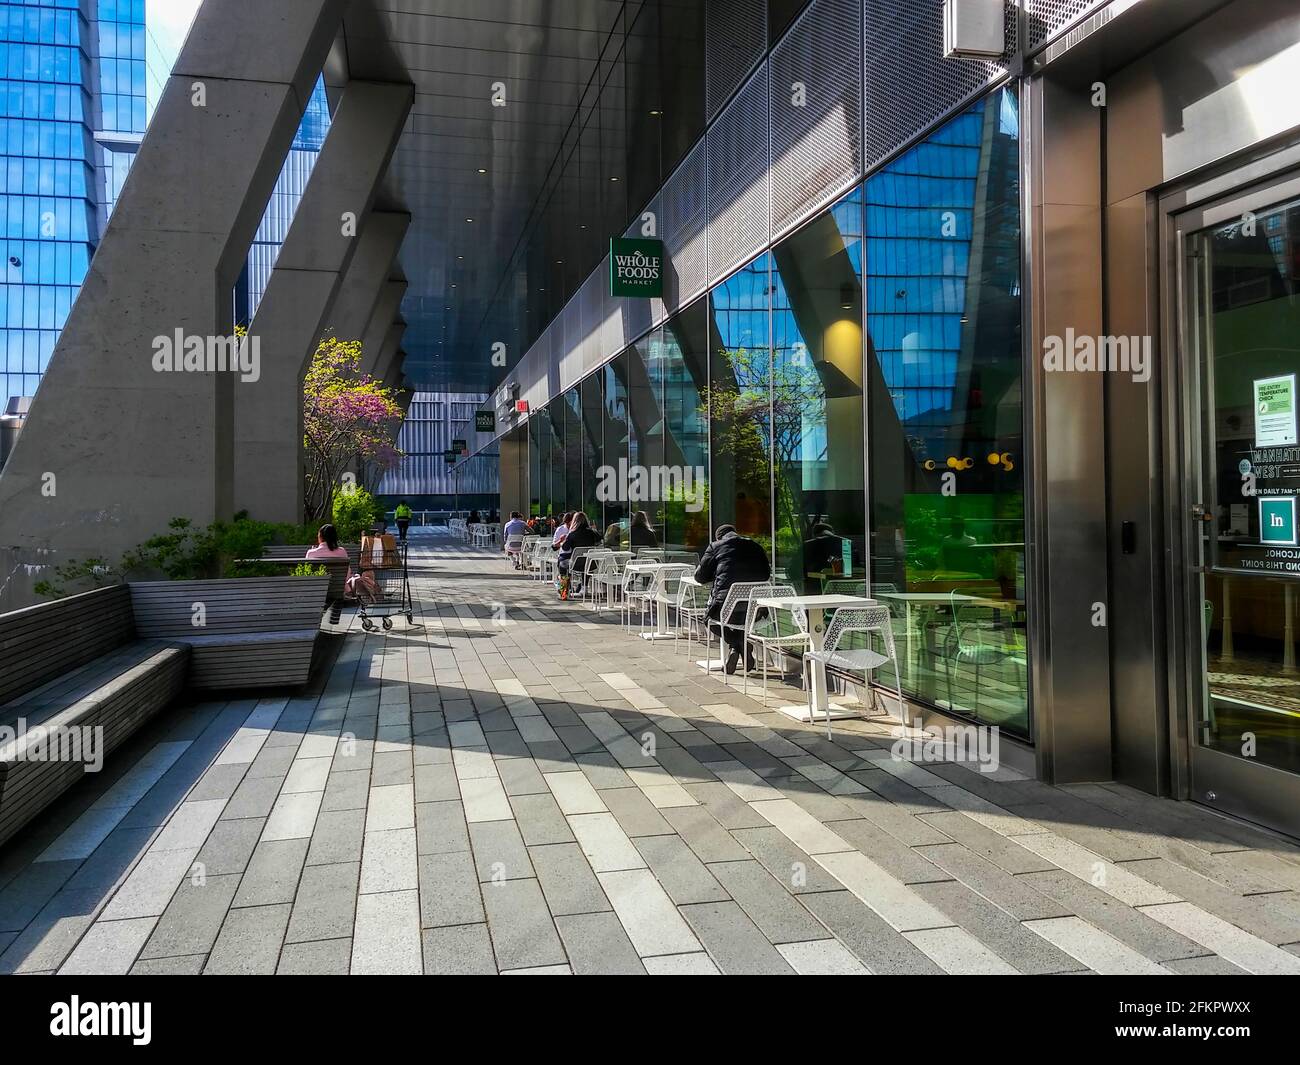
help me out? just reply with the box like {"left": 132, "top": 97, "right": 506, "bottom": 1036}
{"left": 0, "top": 0, "right": 349, "bottom": 577}
{"left": 234, "top": 80, "right": 414, "bottom": 522}
{"left": 375, "top": 324, "right": 406, "bottom": 388}
{"left": 361, "top": 280, "right": 408, "bottom": 376}
{"left": 327, "top": 211, "right": 410, "bottom": 341}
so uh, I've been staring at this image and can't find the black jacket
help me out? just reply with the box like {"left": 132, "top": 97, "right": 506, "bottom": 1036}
{"left": 694, "top": 532, "right": 770, "bottom": 612}
{"left": 558, "top": 525, "right": 602, "bottom": 566}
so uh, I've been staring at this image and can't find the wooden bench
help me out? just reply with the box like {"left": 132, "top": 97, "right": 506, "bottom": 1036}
{"left": 130, "top": 576, "right": 330, "bottom": 689}
{"left": 261, "top": 545, "right": 359, "bottom": 601}
{"left": 0, "top": 585, "right": 188, "bottom": 849}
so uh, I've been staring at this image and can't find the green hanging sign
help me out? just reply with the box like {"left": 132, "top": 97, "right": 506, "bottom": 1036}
{"left": 475, "top": 411, "right": 495, "bottom": 433}
{"left": 609, "top": 237, "right": 664, "bottom": 298}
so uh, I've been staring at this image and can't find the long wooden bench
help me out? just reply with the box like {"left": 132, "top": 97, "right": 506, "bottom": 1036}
{"left": 130, "top": 575, "right": 330, "bottom": 689}
{"left": 0, "top": 585, "right": 188, "bottom": 849}
{"left": 261, "top": 545, "right": 359, "bottom": 601}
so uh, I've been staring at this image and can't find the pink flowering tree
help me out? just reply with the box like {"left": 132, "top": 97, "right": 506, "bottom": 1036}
{"left": 303, "top": 336, "right": 406, "bottom": 523}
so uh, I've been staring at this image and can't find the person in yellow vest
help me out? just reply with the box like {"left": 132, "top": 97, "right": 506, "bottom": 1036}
{"left": 394, "top": 500, "right": 413, "bottom": 542}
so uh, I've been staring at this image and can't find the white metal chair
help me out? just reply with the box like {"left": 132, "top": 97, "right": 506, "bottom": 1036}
{"left": 580, "top": 550, "right": 612, "bottom": 606}
{"left": 621, "top": 562, "right": 656, "bottom": 630}
{"left": 644, "top": 564, "right": 692, "bottom": 634}
{"left": 505, "top": 533, "right": 525, "bottom": 568}
{"left": 712, "top": 581, "right": 770, "bottom": 673}
{"left": 674, "top": 576, "right": 711, "bottom": 658}
{"left": 803, "top": 606, "right": 906, "bottom": 739}
{"left": 743, "top": 583, "right": 809, "bottom": 703}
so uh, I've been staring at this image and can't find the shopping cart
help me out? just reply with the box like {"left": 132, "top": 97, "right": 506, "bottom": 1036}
{"left": 353, "top": 537, "right": 413, "bottom": 631}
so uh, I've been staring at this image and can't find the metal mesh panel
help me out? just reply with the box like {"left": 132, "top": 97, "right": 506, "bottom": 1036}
{"left": 705, "top": 0, "right": 768, "bottom": 120}
{"left": 581, "top": 271, "right": 604, "bottom": 374}
{"left": 707, "top": 62, "right": 770, "bottom": 285}
{"left": 559, "top": 299, "right": 583, "bottom": 391}
{"left": 662, "top": 140, "right": 708, "bottom": 309}
{"left": 1026, "top": 0, "right": 1108, "bottom": 48}
{"left": 863, "top": 0, "right": 1015, "bottom": 171}
{"left": 769, "top": 0, "right": 862, "bottom": 238}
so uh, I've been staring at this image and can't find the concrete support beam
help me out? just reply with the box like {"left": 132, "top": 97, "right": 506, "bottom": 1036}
{"left": 361, "top": 280, "right": 408, "bottom": 376}
{"left": 376, "top": 324, "right": 406, "bottom": 388}
{"left": 234, "top": 80, "right": 413, "bottom": 523}
{"left": 327, "top": 211, "right": 410, "bottom": 341}
{"left": 0, "top": 0, "right": 349, "bottom": 578}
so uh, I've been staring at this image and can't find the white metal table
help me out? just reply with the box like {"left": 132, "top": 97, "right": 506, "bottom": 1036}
{"left": 624, "top": 562, "right": 679, "bottom": 640}
{"left": 755, "top": 593, "right": 876, "bottom": 722}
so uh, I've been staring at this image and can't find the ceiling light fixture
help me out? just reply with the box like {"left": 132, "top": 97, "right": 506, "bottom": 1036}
{"left": 649, "top": 109, "right": 662, "bottom": 116}
{"left": 466, "top": 217, "right": 474, "bottom": 223}
{"left": 477, "top": 168, "right": 486, "bottom": 174}
{"left": 609, "top": 176, "right": 619, "bottom": 182}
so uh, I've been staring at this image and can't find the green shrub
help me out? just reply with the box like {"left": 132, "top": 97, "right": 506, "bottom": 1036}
{"left": 291, "top": 563, "right": 328, "bottom": 577}
{"left": 332, "top": 487, "right": 378, "bottom": 542}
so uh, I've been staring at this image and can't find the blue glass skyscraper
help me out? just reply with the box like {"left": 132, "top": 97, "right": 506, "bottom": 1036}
{"left": 0, "top": 0, "right": 328, "bottom": 411}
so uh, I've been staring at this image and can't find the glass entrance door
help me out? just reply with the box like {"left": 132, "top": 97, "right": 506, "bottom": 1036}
{"left": 1178, "top": 176, "right": 1300, "bottom": 838}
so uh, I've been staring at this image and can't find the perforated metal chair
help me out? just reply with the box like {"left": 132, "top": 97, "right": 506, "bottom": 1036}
{"left": 713, "top": 581, "right": 770, "bottom": 674}
{"left": 803, "top": 606, "right": 906, "bottom": 739}
{"left": 742, "top": 583, "right": 809, "bottom": 703}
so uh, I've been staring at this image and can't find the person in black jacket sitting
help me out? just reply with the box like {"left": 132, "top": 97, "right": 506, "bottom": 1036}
{"left": 694, "top": 524, "right": 771, "bottom": 674}
{"left": 556, "top": 511, "right": 603, "bottom": 594}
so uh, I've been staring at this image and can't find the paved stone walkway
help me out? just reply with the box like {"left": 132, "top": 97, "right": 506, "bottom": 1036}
{"left": 3, "top": 528, "right": 1300, "bottom": 974}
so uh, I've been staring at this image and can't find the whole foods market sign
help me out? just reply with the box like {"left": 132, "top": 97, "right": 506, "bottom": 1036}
{"left": 610, "top": 237, "right": 664, "bottom": 298}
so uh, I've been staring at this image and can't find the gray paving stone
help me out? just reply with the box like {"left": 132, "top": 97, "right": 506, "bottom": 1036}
{"left": 1018, "top": 870, "right": 1209, "bottom": 962}
{"left": 830, "top": 819, "right": 953, "bottom": 885}
{"left": 286, "top": 862, "right": 359, "bottom": 944}
{"left": 1163, "top": 954, "right": 1249, "bottom": 975}
{"left": 372, "top": 749, "right": 415, "bottom": 787}
{"left": 306, "top": 808, "right": 367, "bottom": 867}
{"left": 555, "top": 911, "right": 646, "bottom": 975}
{"left": 131, "top": 954, "right": 206, "bottom": 975}
{"left": 601, "top": 786, "right": 674, "bottom": 837}
{"left": 679, "top": 900, "right": 794, "bottom": 975}
{"left": 470, "top": 820, "right": 535, "bottom": 882}
{"left": 482, "top": 877, "right": 566, "bottom": 971}
{"left": 529, "top": 842, "right": 611, "bottom": 916}
{"left": 633, "top": 834, "right": 729, "bottom": 904}
{"left": 246, "top": 745, "right": 297, "bottom": 780}
{"left": 0, "top": 861, "right": 78, "bottom": 932}
{"left": 186, "top": 762, "right": 250, "bottom": 802}
{"left": 220, "top": 774, "right": 284, "bottom": 821}
{"left": 707, "top": 859, "right": 831, "bottom": 945}
{"left": 912, "top": 879, "right": 1084, "bottom": 974}
{"left": 415, "top": 799, "right": 471, "bottom": 855}
{"left": 188, "top": 818, "right": 262, "bottom": 877}
{"left": 232, "top": 838, "right": 310, "bottom": 908}
{"left": 554, "top": 724, "right": 604, "bottom": 755}
{"left": 493, "top": 753, "right": 551, "bottom": 797}
{"left": 916, "top": 810, "right": 1054, "bottom": 872}
{"left": 683, "top": 781, "right": 768, "bottom": 829}
{"left": 414, "top": 761, "right": 461, "bottom": 803}
{"left": 574, "top": 750, "right": 635, "bottom": 790}
{"left": 277, "top": 937, "right": 353, "bottom": 974}
{"left": 419, "top": 851, "right": 485, "bottom": 927}
{"left": 1126, "top": 858, "right": 1300, "bottom": 944}
{"left": 729, "top": 826, "right": 844, "bottom": 895}
{"left": 423, "top": 923, "right": 498, "bottom": 974}
{"left": 800, "top": 890, "right": 944, "bottom": 974}
{"left": 139, "top": 872, "right": 241, "bottom": 960}
{"left": 205, "top": 903, "right": 290, "bottom": 975}
{"left": 661, "top": 805, "right": 749, "bottom": 863}
{"left": 320, "top": 769, "right": 371, "bottom": 812}
{"left": 508, "top": 792, "right": 576, "bottom": 846}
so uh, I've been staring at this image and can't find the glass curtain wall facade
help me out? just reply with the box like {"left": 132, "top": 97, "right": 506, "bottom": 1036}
{"left": 521, "top": 85, "right": 1027, "bottom": 737}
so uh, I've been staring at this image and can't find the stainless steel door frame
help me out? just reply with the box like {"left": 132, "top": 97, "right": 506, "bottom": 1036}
{"left": 1160, "top": 165, "right": 1300, "bottom": 839}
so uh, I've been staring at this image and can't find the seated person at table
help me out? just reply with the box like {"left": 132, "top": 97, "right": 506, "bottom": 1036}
{"left": 694, "top": 524, "right": 771, "bottom": 674}
{"left": 307, "top": 524, "right": 352, "bottom": 623}
{"left": 552, "top": 511, "right": 574, "bottom": 547}
{"left": 603, "top": 520, "right": 623, "bottom": 548}
{"left": 468, "top": 509, "right": 481, "bottom": 524}
{"left": 502, "top": 511, "right": 528, "bottom": 566}
{"left": 630, "top": 510, "right": 659, "bottom": 548}
{"left": 803, "top": 522, "right": 841, "bottom": 576}
{"left": 556, "top": 512, "right": 602, "bottom": 593}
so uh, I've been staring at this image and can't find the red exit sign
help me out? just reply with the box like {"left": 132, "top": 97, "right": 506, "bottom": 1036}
{"left": 515, "top": 400, "right": 529, "bottom": 413}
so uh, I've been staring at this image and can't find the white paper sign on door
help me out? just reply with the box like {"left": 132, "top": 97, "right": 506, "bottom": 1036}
{"left": 1254, "top": 373, "right": 1297, "bottom": 447}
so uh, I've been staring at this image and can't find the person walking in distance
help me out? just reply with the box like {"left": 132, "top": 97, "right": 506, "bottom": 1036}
{"left": 394, "top": 500, "right": 413, "bottom": 542}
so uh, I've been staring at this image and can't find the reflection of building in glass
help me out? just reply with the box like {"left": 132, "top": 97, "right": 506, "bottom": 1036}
{"left": 378, "top": 391, "right": 498, "bottom": 508}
